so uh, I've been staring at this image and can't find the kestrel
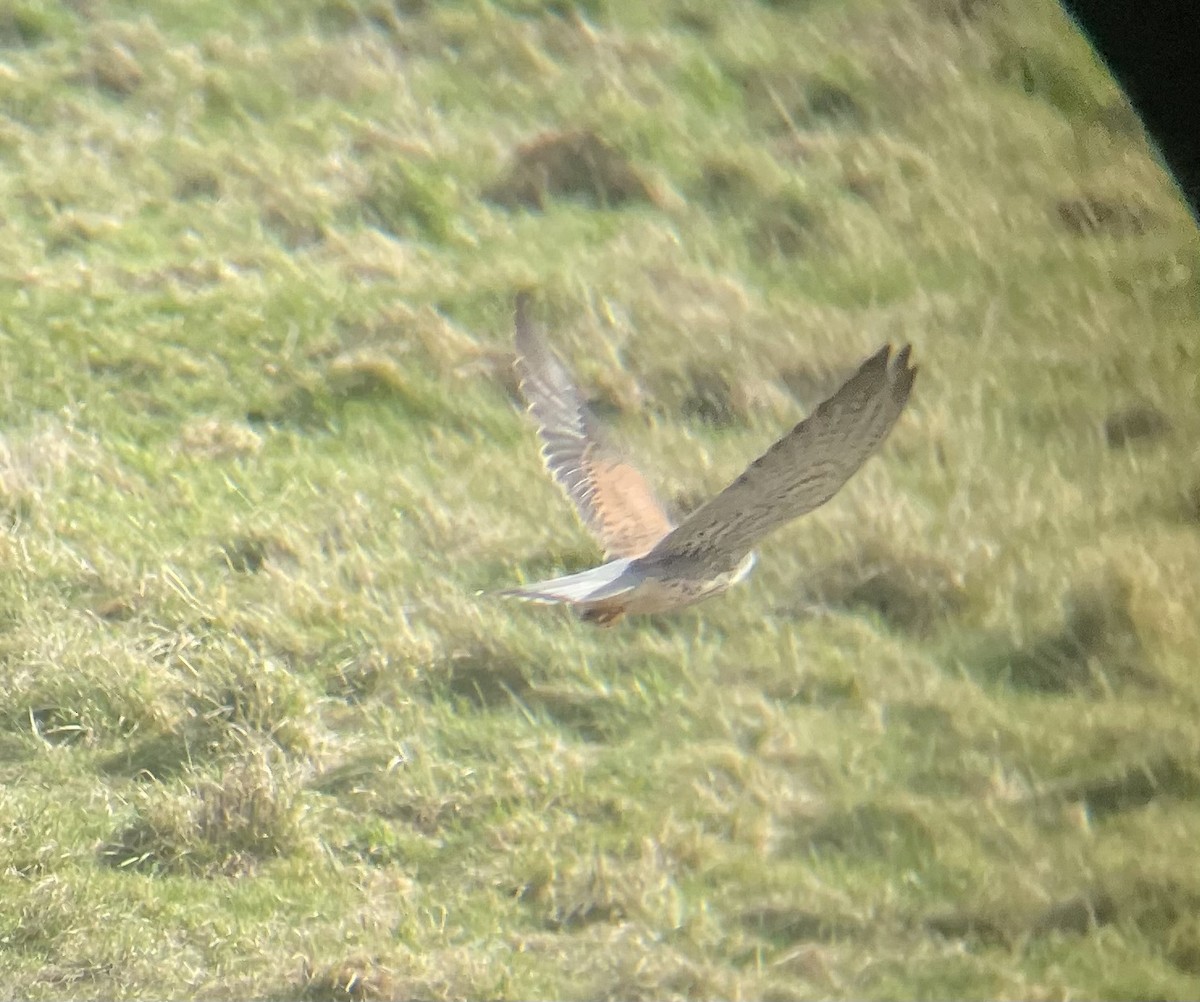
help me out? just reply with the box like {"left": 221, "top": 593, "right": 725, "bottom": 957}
{"left": 502, "top": 295, "right": 917, "bottom": 625}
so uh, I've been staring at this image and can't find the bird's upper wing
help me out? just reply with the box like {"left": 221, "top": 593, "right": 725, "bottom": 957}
{"left": 514, "top": 294, "right": 674, "bottom": 559}
{"left": 643, "top": 344, "right": 916, "bottom": 571}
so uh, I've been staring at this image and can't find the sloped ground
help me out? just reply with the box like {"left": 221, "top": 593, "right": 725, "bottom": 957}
{"left": 1, "top": 0, "right": 1199, "bottom": 998}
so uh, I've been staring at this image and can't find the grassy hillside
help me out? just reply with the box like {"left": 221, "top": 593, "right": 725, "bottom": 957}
{"left": 2, "top": 0, "right": 1199, "bottom": 998}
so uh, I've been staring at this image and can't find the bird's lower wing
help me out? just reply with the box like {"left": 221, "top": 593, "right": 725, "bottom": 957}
{"left": 514, "top": 294, "right": 673, "bottom": 559}
{"left": 645, "top": 344, "right": 916, "bottom": 572}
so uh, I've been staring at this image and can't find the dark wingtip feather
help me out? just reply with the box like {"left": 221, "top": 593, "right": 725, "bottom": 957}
{"left": 863, "top": 342, "right": 893, "bottom": 371}
{"left": 890, "top": 343, "right": 917, "bottom": 405}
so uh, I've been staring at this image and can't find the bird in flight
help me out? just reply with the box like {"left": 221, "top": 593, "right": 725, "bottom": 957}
{"left": 501, "top": 294, "right": 916, "bottom": 625}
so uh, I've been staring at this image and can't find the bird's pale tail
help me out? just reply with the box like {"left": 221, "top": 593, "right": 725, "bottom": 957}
{"left": 499, "top": 557, "right": 639, "bottom": 606}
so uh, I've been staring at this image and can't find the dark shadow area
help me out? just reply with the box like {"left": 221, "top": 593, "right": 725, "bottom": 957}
{"left": 1055, "top": 195, "right": 1157, "bottom": 237}
{"left": 740, "top": 905, "right": 865, "bottom": 944}
{"left": 972, "top": 576, "right": 1156, "bottom": 694}
{"left": 782, "top": 545, "right": 968, "bottom": 635}
{"left": 1056, "top": 755, "right": 1200, "bottom": 821}
{"left": 1103, "top": 404, "right": 1172, "bottom": 448}
{"left": 484, "top": 130, "right": 659, "bottom": 211}
{"left": 784, "top": 802, "right": 936, "bottom": 862}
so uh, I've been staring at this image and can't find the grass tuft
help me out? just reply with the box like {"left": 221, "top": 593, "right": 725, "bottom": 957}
{"left": 485, "top": 129, "right": 662, "bottom": 211}
{"left": 101, "top": 754, "right": 306, "bottom": 877}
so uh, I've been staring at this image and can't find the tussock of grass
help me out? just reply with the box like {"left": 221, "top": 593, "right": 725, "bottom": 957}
{"left": 101, "top": 754, "right": 306, "bottom": 877}
{"left": 485, "top": 129, "right": 664, "bottom": 211}
{"left": 179, "top": 418, "right": 264, "bottom": 459}
{"left": 2, "top": 0, "right": 1200, "bottom": 997}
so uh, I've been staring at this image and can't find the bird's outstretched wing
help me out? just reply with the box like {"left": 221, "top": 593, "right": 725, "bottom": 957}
{"left": 514, "top": 294, "right": 674, "bottom": 559}
{"left": 643, "top": 344, "right": 916, "bottom": 572}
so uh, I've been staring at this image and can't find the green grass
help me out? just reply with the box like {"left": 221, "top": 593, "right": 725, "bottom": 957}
{"left": 2, "top": 0, "right": 1200, "bottom": 997}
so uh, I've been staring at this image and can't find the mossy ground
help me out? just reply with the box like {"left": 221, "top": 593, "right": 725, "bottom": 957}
{"left": 2, "top": 0, "right": 1199, "bottom": 998}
